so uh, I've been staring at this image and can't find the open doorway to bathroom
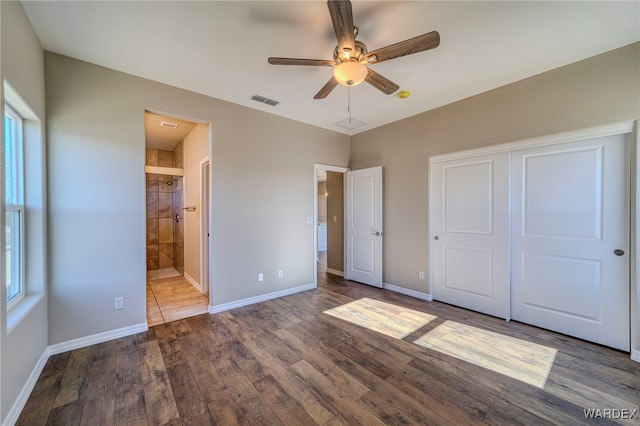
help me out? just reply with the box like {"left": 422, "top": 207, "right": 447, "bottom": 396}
{"left": 145, "top": 111, "right": 210, "bottom": 326}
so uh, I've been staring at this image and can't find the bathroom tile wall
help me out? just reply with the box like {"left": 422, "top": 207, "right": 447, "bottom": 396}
{"left": 146, "top": 146, "right": 183, "bottom": 271}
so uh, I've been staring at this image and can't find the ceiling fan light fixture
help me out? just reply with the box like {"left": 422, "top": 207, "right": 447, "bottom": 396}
{"left": 333, "top": 61, "right": 368, "bottom": 87}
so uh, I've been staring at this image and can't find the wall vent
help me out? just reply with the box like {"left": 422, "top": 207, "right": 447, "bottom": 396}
{"left": 251, "top": 94, "right": 280, "bottom": 107}
{"left": 160, "top": 121, "right": 179, "bottom": 129}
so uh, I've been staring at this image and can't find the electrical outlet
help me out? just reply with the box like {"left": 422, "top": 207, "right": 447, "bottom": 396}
{"left": 278, "top": 270, "right": 283, "bottom": 278}
{"left": 258, "top": 273, "right": 264, "bottom": 282}
{"left": 418, "top": 271, "right": 425, "bottom": 280}
{"left": 114, "top": 297, "right": 124, "bottom": 310}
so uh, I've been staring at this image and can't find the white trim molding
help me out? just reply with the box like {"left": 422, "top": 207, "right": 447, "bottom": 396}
{"left": 199, "top": 157, "right": 211, "bottom": 299}
{"left": 47, "top": 322, "right": 149, "bottom": 356}
{"left": 3, "top": 321, "right": 148, "bottom": 426}
{"left": 383, "top": 282, "right": 433, "bottom": 301}
{"left": 184, "top": 272, "right": 202, "bottom": 293}
{"left": 6, "top": 294, "right": 45, "bottom": 335}
{"left": 144, "top": 165, "right": 183, "bottom": 176}
{"left": 631, "top": 349, "right": 640, "bottom": 363}
{"left": 209, "top": 283, "right": 315, "bottom": 314}
{"left": 2, "top": 350, "right": 49, "bottom": 426}
{"left": 313, "top": 163, "right": 350, "bottom": 289}
{"left": 430, "top": 120, "right": 635, "bottom": 164}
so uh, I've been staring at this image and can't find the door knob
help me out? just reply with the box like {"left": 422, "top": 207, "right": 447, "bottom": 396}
{"left": 614, "top": 249, "right": 625, "bottom": 256}
{"left": 371, "top": 231, "right": 381, "bottom": 236}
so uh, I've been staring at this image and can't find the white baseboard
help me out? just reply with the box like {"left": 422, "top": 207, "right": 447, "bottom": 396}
{"left": 184, "top": 272, "right": 201, "bottom": 293}
{"left": 209, "top": 283, "right": 315, "bottom": 314}
{"left": 631, "top": 349, "right": 640, "bottom": 363}
{"left": 326, "top": 268, "right": 344, "bottom": 277}
{"left": 383, "top": 282, "right": 432, "bottom": 301}
{"left": 2, "top": 350, "right": 50, "bottom": 426}
{"left": 4, "top": 321, "right": 148, "bottom": 426}
{"left": 48, "top": 322, "right": 149, "bottom": 356}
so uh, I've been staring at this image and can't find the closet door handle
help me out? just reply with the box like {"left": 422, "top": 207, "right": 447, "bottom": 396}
{"left": 614, "top": 249, "right": 624, "bottom": 256}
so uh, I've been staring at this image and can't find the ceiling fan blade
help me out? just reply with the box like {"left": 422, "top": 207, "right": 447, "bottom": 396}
{"left": 365, "top": 31, "right": 440, "bottom": 64}
{"left": 365, "top": 69, "right": 399, "bottom": 95}
{"left": 268, "top": 57, "right": 335, "bottom": 67}
{"left": 328, "top": 0, "right": 355, "bottom": 53}
{"left": 314, "top": 78, "right": 339, "bottom": 99}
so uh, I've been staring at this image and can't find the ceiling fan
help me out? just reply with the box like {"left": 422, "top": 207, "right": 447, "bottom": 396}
{"left": 268, "top": 0, "right": 440, "bottom": 99}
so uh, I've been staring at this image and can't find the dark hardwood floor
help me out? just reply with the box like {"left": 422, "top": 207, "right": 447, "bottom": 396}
{"left": 17, "top": 264, "right": 639, "bottom": 425}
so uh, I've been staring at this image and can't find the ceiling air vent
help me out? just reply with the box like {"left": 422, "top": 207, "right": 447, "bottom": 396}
{"left": 160, "top": 121, "right": 179, "bottom": 129}
{"left": 251, "top": 94, "right": 280, "bottom": 107}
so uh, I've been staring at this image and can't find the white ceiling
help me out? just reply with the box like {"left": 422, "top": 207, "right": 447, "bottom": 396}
{"left": 22, "top": 1, "right": 640, "bottom": 136}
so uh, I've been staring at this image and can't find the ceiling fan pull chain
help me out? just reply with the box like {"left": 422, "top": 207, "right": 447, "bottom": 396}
{"left": 348, "top": 86, "right": 352, "bottom": 124}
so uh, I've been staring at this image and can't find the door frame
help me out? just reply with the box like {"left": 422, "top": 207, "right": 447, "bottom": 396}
{"left": 313, "top": 164, "right": 349, "bottom": 288}
{"left": 429, "top": 120, "right": 637, "bottom": 359}
{"left": 200, "top": 157, "right": 210, "bottom": 296}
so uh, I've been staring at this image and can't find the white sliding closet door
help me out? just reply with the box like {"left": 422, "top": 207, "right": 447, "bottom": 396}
{"left": 511, "top": 135, "right": 630, "bottom": 351}
{"left": 431, "top": 153, "right": 510, "bottom": 319}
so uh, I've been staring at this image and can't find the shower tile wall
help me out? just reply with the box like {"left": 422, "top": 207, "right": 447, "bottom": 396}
{"left": 146, "top": 145, "right": 184, "bottom": 273}
{"left": 173, "top": 141, "right": 185, "bottom": 275}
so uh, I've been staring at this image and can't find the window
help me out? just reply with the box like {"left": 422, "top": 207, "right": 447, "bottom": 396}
{"left": 4, "top": 104, "right": 24, "bottom": 307}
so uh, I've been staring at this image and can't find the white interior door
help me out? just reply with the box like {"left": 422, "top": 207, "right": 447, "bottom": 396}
{"left": 346, "top": 166, "right": 383, "bottom": 287}
{"left": 431, "top": 154, "right": 511, "bottom": 318}
{"left": 511, "top": 135, "right": 630, "bottom": 351}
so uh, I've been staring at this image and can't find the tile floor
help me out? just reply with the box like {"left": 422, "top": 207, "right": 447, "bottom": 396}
{"left": 146, "top": 268, "right": 209, "bottom": 326}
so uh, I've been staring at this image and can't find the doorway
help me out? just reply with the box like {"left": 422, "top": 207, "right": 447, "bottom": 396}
{"left": 314, "top": 164, "right": 348, "bottom": 286}
{"left": 144, "top": 111, "right": 211, "bottom": 326}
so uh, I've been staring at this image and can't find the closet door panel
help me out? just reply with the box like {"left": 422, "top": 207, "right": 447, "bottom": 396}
{"left": 431, "top": 153, "right": 510, "bottom": 319}
{"left": 511, "top": 135, "right": 630, "bottom": 351}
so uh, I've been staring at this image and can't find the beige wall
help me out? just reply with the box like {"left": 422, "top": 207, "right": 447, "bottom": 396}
{"left": 326, "top": 172, "right": 344, "bottom": 273}
{"left": 45, "top": 52, "right": 350, "bottom": 344}
{"left": 350, "top": 42, "right": 640, "bottom": 353}
{"left": 183, "top": 123, "right": 210, "bottom": 287}
{"left": 0, "top": 1, "right": 48, "bottom": 423}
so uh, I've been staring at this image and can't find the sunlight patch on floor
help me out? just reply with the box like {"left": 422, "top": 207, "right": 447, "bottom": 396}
{"left": 323, "top": 297, "right": 437, "bottom": 339}
{"left": 414, "top": 320, "right": 557, "bottom": 388}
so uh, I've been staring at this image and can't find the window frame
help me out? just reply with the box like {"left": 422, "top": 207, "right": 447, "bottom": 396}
{"left": 5, "top": 103, "right": 25, "bottom": 309}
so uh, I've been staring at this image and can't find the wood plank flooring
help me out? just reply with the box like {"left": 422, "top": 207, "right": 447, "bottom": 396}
{"left": 147, "top": 275, "right": 209, "bottom": 326}
{"left": 18, "top": 267, "right": 639, "bottom": 425}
